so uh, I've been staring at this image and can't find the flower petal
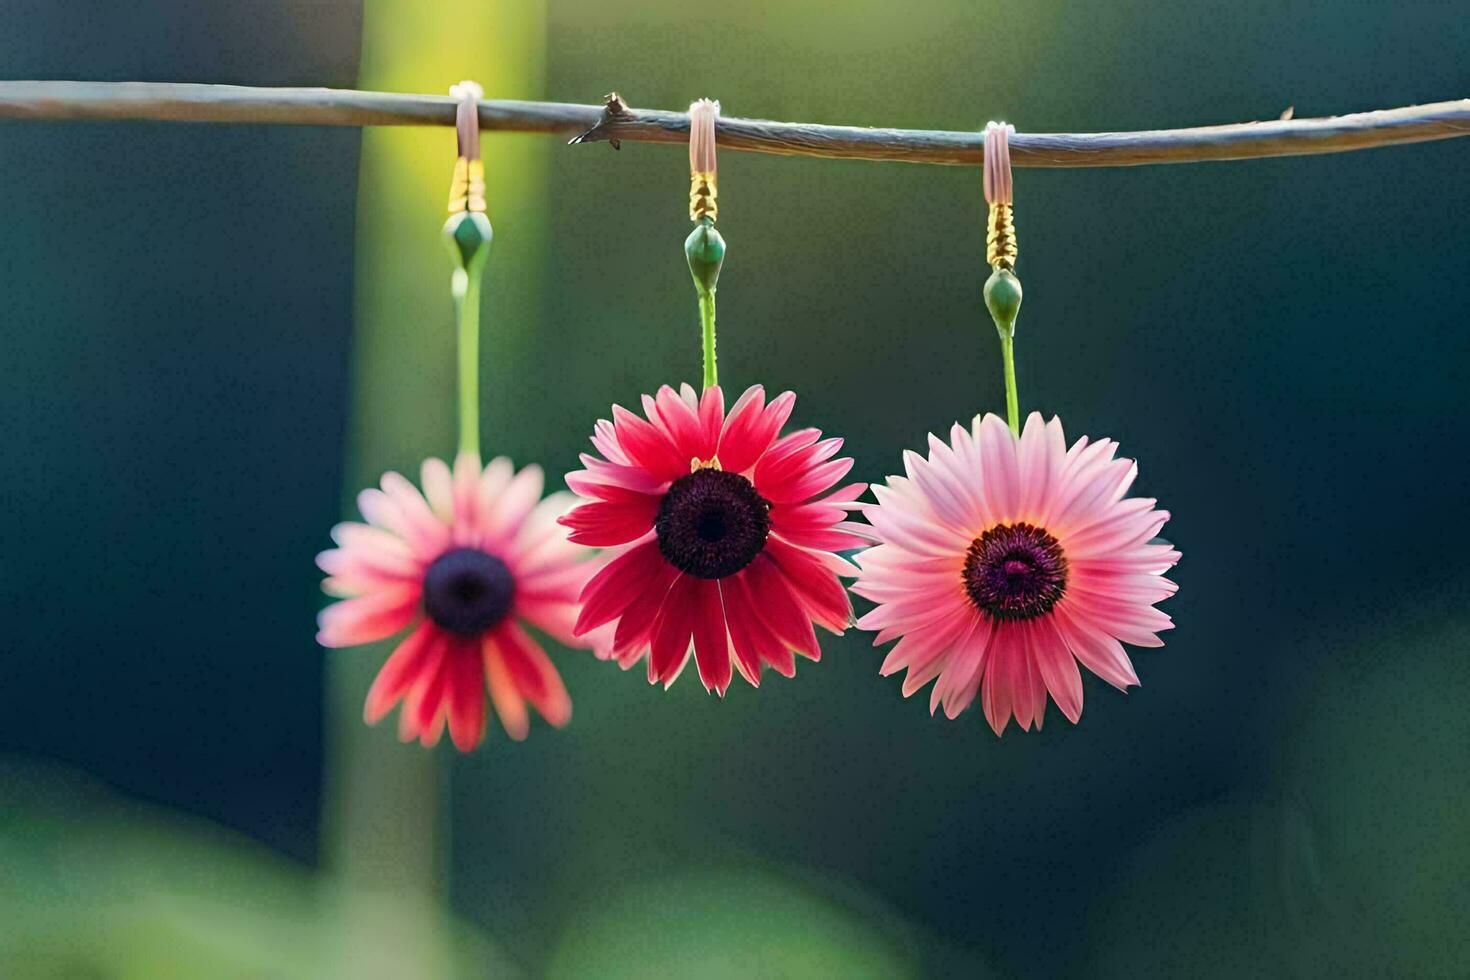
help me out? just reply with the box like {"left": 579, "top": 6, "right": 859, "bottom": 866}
{"left": 574, "top": 538, "right": 666, "bottom": 635}
{"left": 494, "top": 621, "right": 571, "bottom": 728}
{"left": 316, "top": 585, "right": 420, "bottom": 647}
{"left": 649, "top": 574, "right": 699, "bottom": 686}
{"left": 690, "top": 579, "right": 733, "bottom": 695}
{"left": 363, "top": 622, "right": 440, "bottom": 725}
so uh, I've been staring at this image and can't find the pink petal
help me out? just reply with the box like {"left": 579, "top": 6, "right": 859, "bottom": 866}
{"left": 1053, "top": 604, "right": 1140, "bottom": 691}
{"left": 976, "top": 413, "right": 1021, "bottom": 524}
{"left": 925, "top": 614, "right": 990, "bottom": 717}
{"left": 1032, "top": 618, "right": 1084, "bottom": 724}
{"left": 317, "top": 548, "right": 417, "bottom": 596}
{"left": 590, "top": 418, "right": 629, "bottom": 465}
{"left": 420, "top": 457, "right": 455, "bottom": 522}
{"left": 981, "top": 628, "right": 1019, "bottom": 736}
{"left": 908, "top": 438, "right": 979, "bottom": 531}
{"left": 479, "top": 462, "right": 545, "bottom": 551}
{"left": 451, "top": 452, "right": 485, "bottom": 543}
{"left": 316, "top": 585, "right": 420, "bottom": 647}
{"left": 379, "top": 471, "right": 452, "bottom": 557}
{"left": 1016, "top": 413, "right": 1065, "bottom": 521}
{"left": 887, "top": 611, "right": 975, "bottom": 694}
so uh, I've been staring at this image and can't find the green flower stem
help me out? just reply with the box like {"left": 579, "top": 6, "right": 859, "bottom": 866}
{"left": 452, "top": 267, "right": 482, "bottom": 458}
{"left": 685, "top": 217, "right": 726, "bottom": 392}
{"left": 445, "top": 210, "right": 492, "bottom": 458}
{"left": 998, "top": 332, "right": 1020, "bottom": 436}
{"left": 698, "top": 286, "right": 717, "bottom": 390}
{"left": 984, "top": 267, "right": 1024, "bottom": 437}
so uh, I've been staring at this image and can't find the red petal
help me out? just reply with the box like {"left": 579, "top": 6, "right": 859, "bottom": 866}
{"left": 574, "top": 539, "right": 665, "bottom": 635}
{"left": 652, "top": 385, "right": 706, "bottom": 460}
{"left": 764, "top": 537, "right": 852, "bottom": 634}
{"left": 559, "top": 489, "right": 659, "bottom": 547}
{"left": 697, "top": 386, "right": 725, "bottom": 459}
{"left": 612, "top": 404, "right": 687, "bottom": 481}
{"left": 743, "top": 554, "right": 820, "bottom": 661}
{"left": 495, "top": 622, "right": 571, "bottom": 727}
{"left": 690, "top": 579, "right": 733, "bottom": 694}
{"left": 364, "top": 622, "right": 439, "bottom": 725}
{"left": 612, "top": 560, "right": 680, "bottom": 656}
{"left": 719, "top": 388, "right": 794, "bottom": 474}
{"left": 721, "top": 572, "right": 780, "bottom": 681}
{"left": 649, "top": 574, "right": 699, "bottom": 685}
{"left": 483, "top": 637, "right": 530, "bottom": 740}
{"left": 446, "top": 640, "right": 488, "bottom": 751}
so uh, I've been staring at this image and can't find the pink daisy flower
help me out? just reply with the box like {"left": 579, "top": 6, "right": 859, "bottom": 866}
{"left": 316, "top": 453, "right": 610, "bottom": 751}
{"left": 853, "top": 412, "right": 1180, "bottom": 735}
{"left": 560, "top": 383, "right": 868, "bottom": 694}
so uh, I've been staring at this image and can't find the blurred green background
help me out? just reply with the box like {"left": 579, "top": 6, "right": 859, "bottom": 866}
{"left": 2, "top": 1, "right": 1468, "bottom": 976}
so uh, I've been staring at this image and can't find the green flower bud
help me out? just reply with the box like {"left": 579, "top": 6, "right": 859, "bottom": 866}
{"left": 984, "top": 268, "right": 1023, "bottom": 337}
{"left": 685, "top": 218, "right": 726, "bottom": 294}
{"left": 443, "top": 211, "right": 493, "bottom": 273}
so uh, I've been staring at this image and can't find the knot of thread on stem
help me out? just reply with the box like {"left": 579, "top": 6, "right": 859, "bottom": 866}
{"left": 447, "top": 80, "right": 487, "bottom": 215}
{"left": 689, "top": 98, "right": 720, "bottom": 222}
{"left": 984, "top": 120, "right": 1016, "bottom": 272}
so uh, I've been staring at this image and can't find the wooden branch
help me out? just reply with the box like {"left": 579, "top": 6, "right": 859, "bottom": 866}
{"left": 0, "top": 81, "right": 1465, "bottom": 169}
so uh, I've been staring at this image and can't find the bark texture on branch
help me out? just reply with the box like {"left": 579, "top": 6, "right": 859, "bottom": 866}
{"left": 0, "top": 81, "right": 1465, "bottom": 169}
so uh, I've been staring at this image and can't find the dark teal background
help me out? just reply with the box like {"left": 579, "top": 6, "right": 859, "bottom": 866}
{"left": 2, "top": 1, "right": 1467, "bottom": 976}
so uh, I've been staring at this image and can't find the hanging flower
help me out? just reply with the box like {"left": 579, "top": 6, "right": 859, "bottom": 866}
{"left": 316, "top": 453, "right": 611, "bottom": 751}
{"left": 561, "top": 383, "right": 868, "bottom": 694}
{"left": 853, "top": 413, "right": 1179, "bottom": 735}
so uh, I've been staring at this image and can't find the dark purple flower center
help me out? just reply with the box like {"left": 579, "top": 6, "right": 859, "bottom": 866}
{"left": 963, "top": 522, "right": 1068, "bottom": 621}
{"left": 655, "top": 467, "right": 771, "bottom": 579}
{"left": 423, "top": 547, "right": 515, "bottom": 636}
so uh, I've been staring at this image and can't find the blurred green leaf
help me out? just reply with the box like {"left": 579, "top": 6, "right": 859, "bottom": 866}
{"left": 546, "top": 867, "right": 923, "bottom": 979}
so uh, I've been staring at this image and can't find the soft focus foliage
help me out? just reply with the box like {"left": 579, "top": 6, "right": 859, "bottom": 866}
{"left": 1088, "top": 604, "right": 1470, "bottom": 977}
{"left": 546, "top": 869, "right": 924, "bottom": 979}
{"left": 0, "top": 766, "right": 516, "bottom": 979}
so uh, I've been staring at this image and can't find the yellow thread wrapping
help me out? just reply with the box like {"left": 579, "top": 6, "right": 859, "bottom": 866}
{"left": 690, "top": 171, "right": 718, "bottom": 222}
{"left": 447, "top": 158, "right": 487, "bottom": 214}
{"left": 987, "top": 202, "right": 1016, "bottom": 271}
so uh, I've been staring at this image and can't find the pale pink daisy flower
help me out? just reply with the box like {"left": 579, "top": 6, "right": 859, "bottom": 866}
{"left": 560, "top": 383, "right": 868, "bottom": 694}
{"left": 317, "top": 453, "right": 612, "bottom": 751}
{"left": 853, "top": 413, "right": 1179, "bottom": 735}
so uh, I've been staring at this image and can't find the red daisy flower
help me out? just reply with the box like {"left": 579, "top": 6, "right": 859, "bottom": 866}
{"left": 561, "top": 383, "right": 868, "bottom": 694}
{"left": 317, "top": 453, "right": 612, "bottom": 751}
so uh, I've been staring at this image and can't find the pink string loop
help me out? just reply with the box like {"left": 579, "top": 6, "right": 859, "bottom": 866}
{"left": 983, "top": 121, "right": 1014, "bottom": 206}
